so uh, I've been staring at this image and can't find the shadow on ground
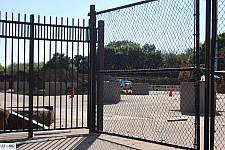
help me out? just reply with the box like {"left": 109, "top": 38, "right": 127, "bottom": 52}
{"left": 16, "top": 133, "right": 140, "bottom": 150}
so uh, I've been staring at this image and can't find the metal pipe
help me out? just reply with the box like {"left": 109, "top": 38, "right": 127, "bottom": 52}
{"left": 95, "top": 0, "right": 157, "bottom": 15}
{"left": 96, "top": 67, "right": 196, "bottom": 74}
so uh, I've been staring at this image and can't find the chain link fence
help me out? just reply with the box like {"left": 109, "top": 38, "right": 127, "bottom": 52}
{"left": 96, "top": 0, "right": 198, "bottom": 149}
{"left": 214, "top": 0, "right": 225, "bottom": 149}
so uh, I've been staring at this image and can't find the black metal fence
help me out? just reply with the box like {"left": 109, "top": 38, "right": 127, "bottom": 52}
{"left": 212, "top": 0, "right": 225, "bottom": 149}
{"left": 0, "top": 12, "right": 90, "bottom": 136}
{"left": 95, "top": 0, "right": 199, "bottom": 149}
{"left": 1, "top": 0, "right": 225, "bottom": 149}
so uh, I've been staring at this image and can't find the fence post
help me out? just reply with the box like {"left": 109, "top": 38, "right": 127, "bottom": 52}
{"left": 204, "top": 0, "right": 211, "bottom": 149}
{"left": 210, "top": 0, "right": 217, "bottom": 149}
{"left": 97, "top": 20, "right": 104, "bottom": 131}
{"left": 89, "top": 5, "right": 97, "bottom": 132}
{"left": 195, "top": 0, "right": 200, "bottom": 149}
{"left": 28, "top": 14, "right": 34, "bottom": 138}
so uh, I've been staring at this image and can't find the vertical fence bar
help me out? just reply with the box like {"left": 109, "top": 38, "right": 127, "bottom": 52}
{"left": 65, "top": 17, "right": 69, "bottom": 128}
{"left": 71, "top": 18, "right": 74, "bottom": 128}
{"left": 195, "top": 0, "right": 200, "bottom": 149}
{"left": 60, "top": 17, "right": 63, "bottom": 129}
{"left": 10, "top": 13, "right": 13, "bottom": 131}
{"left": 28, "top": 14, "right": 35, "bottom": 138}
{"left": 42, "top": 16, "right": 46, "bottom": 129}
{"left": 48, "top": 16, "right": 51, "bottom": 130}
{"left": 210, "top": 0, "right": 217, "bottom": 149}
{"left": 16, "top": 13, "right": 20, "bottom": 130}
{"left": 82, "top": 19, "right": 85, "bottom": 127}
{"left": 89, "top": 5, "right": 97, "bottom": 132}
{"left": 37, "top": 15, "right": 40, "bottom": 130}
{"left": 4, "top": 12, "right": 7, "bottom": 132}
{"left": 205, "top": 0, "right": 211, "bottom": 149}
{"left": 87, "top": 20, "right": 90, "bottom": 130}
{"left": 54, "top": 17, "right": 57, "bottom": 129}
{"left": 23, "top": 14, "right": 26, "bottom": 128}
{"left": 76, "top": 19, "right": 80, "bottom": 127}
{"left": 97, "top": 20, "right": 104, "bottom": 131}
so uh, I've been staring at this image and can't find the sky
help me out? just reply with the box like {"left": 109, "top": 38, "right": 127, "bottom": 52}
{"left": 0, "top": 0, "right": 141, "bottom": 21}
{"left": 0, "top": 0, "right": 145, "bottom": 66}
{"left": 0, "top": 0, "right": 210, "bottom": 66}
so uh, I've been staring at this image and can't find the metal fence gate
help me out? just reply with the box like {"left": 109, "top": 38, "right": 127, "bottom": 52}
{"left": 210, "top": 0, "right": 225, "bottom": 150}
{"left": 1, "top": 0, "right": 225, "bottom": 150}
{"left": 0, "top": 12, "right": 91, "bottom": 136}
{"left": 94, "top": 0, "right": 200, "bottom": 149}
{"left": 93, "top": 0, "right": 225, "bottom": 149}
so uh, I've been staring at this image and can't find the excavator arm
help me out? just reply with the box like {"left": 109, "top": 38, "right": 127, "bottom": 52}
{"left": 178, "top": 59, "right": 193, "bottom": 82}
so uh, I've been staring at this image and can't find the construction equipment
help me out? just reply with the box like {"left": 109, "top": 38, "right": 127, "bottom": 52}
{"left": 178, "top": 59, "right": 225, "bottom": 93}
{"left": 214, "top": 71, "right": 225, "bottom": 93}
{"left": 178, "top": 59, "right": 194, "bottom": 82}
{"left": 178, "top": 59, "right": 206, "bottom": 82}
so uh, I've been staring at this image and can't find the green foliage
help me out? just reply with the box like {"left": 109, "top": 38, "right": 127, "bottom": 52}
{"left": 4, "top": 32, "right": 224, "bottom": 75}
{"left": 188, "top": 32, "right": 225, "bottom": 69}
{"left": 163, "top": 52, "right": 182, "bottom": 68}
{"left": 34, "top": 62, "right": 45, "bottom": 72}
{"left": 104, "top": 41, "right": 164, "bottom": 70}
{"left": 5, "top": 62, "right": 44, "bottom": 73}
{"left": 104, "top": 40, "right": 142, "bottom": 70}
{"left": 43, "top": 52, "right": 71, "bottom": 71}
{"left": 73, "top": 55, "right": 89, "bottom": 74}
{"left": 0, "top": 63, "right": 4, "bottom": 72}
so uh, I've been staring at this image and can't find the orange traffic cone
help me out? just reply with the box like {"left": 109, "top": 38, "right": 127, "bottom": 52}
{"left": 70, "top": 88, "right": 74, "bottom": 98}
{"left": 169, "top": 87, "right": 172, "bottom": 97}
{"left": 126, "top": 86, "right": 128, "bottom": 94}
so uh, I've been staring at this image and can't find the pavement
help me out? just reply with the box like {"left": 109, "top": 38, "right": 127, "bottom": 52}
{"left": 1, "top": 91, "right": 217, "bottom": 149}
{"left": 0, "top": 129, "right": 183, "bottom": 150}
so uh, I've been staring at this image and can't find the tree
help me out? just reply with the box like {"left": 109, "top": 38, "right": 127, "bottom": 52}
{"left": 73, "top": 55, "right": 89, "bottom": 74}
{"left": 188, "top": 32, "right": 225, "bottom": 70}
{"left": 5, "top": 62, "right": 44, "bottom": 73}
{"left": 142, "top": 44, "right": 163, "bottom": 69}
{"left": 6, "top": 63, "right": 19, "bottom": 74}
{"left": 0, "top": 63, "right": 4, "bottom": 72}
{"left": 104, "top": 40, "right": 143, "bottom": 70}
{"left": 43, "top": 52, "right": 71, "bottom": 71}
{"left": 163, "top": 52, "right": 181, "bottom": 68}
{"left": 142, "top": 44, "right": 156, "bottom": 54}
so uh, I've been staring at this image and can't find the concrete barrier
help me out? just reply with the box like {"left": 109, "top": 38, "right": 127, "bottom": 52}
{"left": 13, "top": 82, "right": 29, "bottom": 93}
{"left": 132, "top": 83, "right": 149, "bottom": 95}
{"left": 149, "top": 85, "right": 180, "bottom": 91}
{"left": 66, "top": 83, "right": 77, "bottom": 88}
{"left": 45, "top": 82, "right": 66, "bottom": 96}
{"left": 103, "top": 82, "right": 121, "bottom": 103}
{"left": 0, "top": 82, "right": 9, "bottom": 90}
{"left": 180, "top": 82, "right": 216, "bottom": 113}
{"left": 64, "top": 82, "right": 77, "bottom": 94}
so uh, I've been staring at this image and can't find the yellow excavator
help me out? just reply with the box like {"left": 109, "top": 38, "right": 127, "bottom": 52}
{"left": 178, "top": 59, "right": 194, "bottom": 82}
{"left": 214, "top": 71, "right": 225, "bottom": 93}
{"left": 178, "top": 59, "right": 225, "bottom": 93}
